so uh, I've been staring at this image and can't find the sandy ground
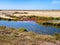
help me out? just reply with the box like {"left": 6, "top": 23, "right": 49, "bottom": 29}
{"left": 0, "top": 10, "right": 60, "bottom": 18}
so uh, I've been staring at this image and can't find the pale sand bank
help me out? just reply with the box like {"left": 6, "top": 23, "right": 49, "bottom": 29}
{"left": 0, "top": 10, "right": 60, "bottom": 18}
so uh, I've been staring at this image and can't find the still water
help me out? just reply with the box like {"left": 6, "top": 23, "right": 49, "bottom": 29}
{"left": 0, "top": 20, "right": 60, "bottom": 35}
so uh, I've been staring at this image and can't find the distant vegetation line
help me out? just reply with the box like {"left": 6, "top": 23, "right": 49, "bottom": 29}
{"left": 0, "top": 16, "right": 60, "bottom": 27}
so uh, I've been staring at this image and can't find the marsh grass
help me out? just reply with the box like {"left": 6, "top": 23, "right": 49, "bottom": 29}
{"left": 54, "top": 33, "right": 60, "bottom": 40}
{"left": 0, "top": 26, "right": 60, "bottom": 45}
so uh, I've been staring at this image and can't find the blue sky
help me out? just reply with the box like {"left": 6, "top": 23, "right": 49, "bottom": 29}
{"left": 0, "top": 0, "right": 60, "bottom": 10}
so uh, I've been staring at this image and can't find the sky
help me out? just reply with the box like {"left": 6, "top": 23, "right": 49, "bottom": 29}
{"left": 0, "top": 0, "right": 60, "bottom": 10}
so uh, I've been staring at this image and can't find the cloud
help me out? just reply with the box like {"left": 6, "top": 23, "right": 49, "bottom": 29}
{"left": 52, "top": 0, "right": 60, "bottom": 4}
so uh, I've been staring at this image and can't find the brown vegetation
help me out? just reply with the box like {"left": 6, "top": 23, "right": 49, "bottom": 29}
{"left": 0, "top": 26, "right": 60, "bottom": 45}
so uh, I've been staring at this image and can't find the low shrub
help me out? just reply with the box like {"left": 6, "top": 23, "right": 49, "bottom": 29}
{"left": 18, "top": 28, "right": 28, "bottom": 32}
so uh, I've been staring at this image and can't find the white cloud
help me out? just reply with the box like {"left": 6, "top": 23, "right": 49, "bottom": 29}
{"left": 52, "top": 0, "right": 60, "bottom": 4}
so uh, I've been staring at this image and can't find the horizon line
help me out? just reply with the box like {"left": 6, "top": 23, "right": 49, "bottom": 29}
{"left": 0, "top": 9, "right": 60, "bottom": 11}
